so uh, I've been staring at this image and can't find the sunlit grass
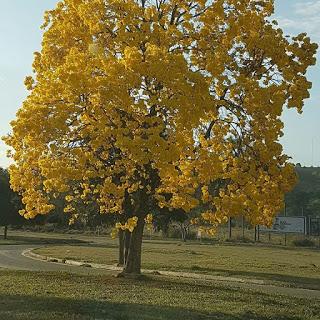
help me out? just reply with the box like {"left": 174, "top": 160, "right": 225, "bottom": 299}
{"left": 0, "top": 269, "right": 319, "bottom": 320}
{"left": 35, "top": 238, "right": 320, "bottom": 290}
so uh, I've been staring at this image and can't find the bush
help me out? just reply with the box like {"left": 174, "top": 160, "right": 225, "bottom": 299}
{"left": 42, "top": 223, "right": 56, "bottom": 233}
{"left": 292, "top": 238, "right": 315, "bottom": 247}
{"left": 167, "top": 226, "right": 197, "bottom": 240}
{"left": 168, "top": 227, "right": 183, "bottom": 239}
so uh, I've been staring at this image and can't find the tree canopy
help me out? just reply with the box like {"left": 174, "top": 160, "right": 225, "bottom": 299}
{"left": 4, "top": 0, "right": 318, "bottom": 273}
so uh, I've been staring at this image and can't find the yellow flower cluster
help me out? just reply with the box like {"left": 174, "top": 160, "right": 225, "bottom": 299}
{"left": 116, "top": 216, "right": 138, "bottom": 233}
{"left": 144, "top": 214, "right": 153, "bottom": 225}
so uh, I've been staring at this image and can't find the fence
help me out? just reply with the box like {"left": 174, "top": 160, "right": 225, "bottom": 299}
{"left": 213, "top": 216, "right": 320, "bottom": 247}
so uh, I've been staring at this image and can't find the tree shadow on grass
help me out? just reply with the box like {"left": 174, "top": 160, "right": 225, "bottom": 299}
{"left": 0, "top": 294, "right": 306, "bottom": 320}
{"left": 84, "top": 242, "right": 119, "bottom": 249}
{"left": 142, "top": 239, "right": 320, "bottom": 253}
{"left": 187, "top": 266, "right": 320, "bottom": 290}
{"left": 218, "top": 241, "right": 320, "bottom": 252}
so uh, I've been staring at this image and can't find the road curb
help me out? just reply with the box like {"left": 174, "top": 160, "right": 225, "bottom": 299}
{"left": 22, "top": 248, "right": 123, "bottom": 271}
{"left": 22, "top": 247, "right": 266, "bottom": 284}
{"left": 22, "top": 248, "right": 47, "bottom": 261}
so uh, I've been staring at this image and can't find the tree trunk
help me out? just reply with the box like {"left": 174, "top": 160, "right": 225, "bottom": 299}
{"left": 123, "top": 217, "right": 145, "bottom": 274}
{"left": 118, "top": 230, "right": 132, "bottom": 267}
{"left": 162, "top": 225, "right": 169, "bottom": 238}
{"left": 228, "top": 217, "right": 232, "bottom": 240}
{"left": 124, "top": 230, "right": 131, "bottom": 264}
{"left": 118, "top": 229, "right": 125, "bottom": 266}
{"left": 4, "top": 225, "right": 8, "bottom": 240}
{"left": 180, "top": 223, "right": 187, "bottom": 242}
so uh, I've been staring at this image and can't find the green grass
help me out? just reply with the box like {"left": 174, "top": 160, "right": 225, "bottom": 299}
{"left": 35, "top": 238, "right": 320, "bottom": 290}
{"left": 0, "top": 269, "right": 319, "bottom": 320}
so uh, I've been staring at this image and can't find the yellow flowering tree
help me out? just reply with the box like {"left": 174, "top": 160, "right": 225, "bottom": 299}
{"left": 4, "top": 0, "right": 317, "bottom": 275}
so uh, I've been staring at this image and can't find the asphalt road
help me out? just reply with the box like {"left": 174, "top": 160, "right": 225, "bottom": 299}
{"left": 0, "top": 244, "right": 107, "bottom": 275}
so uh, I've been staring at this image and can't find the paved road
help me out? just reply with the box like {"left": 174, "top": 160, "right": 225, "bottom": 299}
{"left": 0, "top": 244, "right": 107, "bottom": 275}
{"left": 1, "top": 243, "right": 320, "bottom": 300}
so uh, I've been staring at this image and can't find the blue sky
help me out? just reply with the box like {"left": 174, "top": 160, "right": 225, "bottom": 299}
{"left": 0, "top": 0, "right": 319, "bottom": 168}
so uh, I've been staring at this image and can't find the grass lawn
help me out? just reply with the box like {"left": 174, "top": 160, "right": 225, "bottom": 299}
{"left": 35, "top": 238, "right": 320, "bottom": 290}
{"left": 1, "top": 269, "right": 319, "bottom": 320}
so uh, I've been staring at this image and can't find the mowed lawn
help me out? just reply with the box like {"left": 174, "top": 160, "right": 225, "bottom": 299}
{"left": 0, "top": 269, "right": 319, "bottom": 320}
{"left": 35, "top": 239, "right": 320, "bottom": 290}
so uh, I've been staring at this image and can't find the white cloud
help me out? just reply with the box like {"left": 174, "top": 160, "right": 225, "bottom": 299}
{"left": 276, "top": 17, "right": 296, "bottom": 29}
{"left": 276, "top": 1, "right": 320, "bottom": 44}
{"left": 294, "top": 1, "right": 320, "bottom": 17}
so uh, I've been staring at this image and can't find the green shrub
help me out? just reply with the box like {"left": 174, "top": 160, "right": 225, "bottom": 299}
{"left": 292, "top": 238, "right": 315, "bottom": 247}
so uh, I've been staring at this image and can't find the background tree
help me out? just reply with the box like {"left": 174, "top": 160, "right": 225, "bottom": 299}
{"left": 0, "top": 168, "right": 23, "bottom": 239}
{"left": 5, "top": 0, "right": 317, "bottom": 275}
{"left": 152, "top": 206, "right": 194, "bottom": 241}
{"left": 284, "top": 166, "right": 320, "bottom": 217}
{"left": 306, "top": 197, "right": 320, "bottom": 216}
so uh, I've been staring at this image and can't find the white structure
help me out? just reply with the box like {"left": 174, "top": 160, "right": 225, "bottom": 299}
{"left": 260, "top": 216, "right": 306, "bottom": 234}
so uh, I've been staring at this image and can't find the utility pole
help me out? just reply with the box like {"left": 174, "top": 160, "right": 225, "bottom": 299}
{"left": 228, "top": 217, "right": 232, "bottom": 240}
{"left": 284, "top": 200, "right": 287, "bottom": 246}
{"left": 242, "top": 216, "right": 245, "bottom": 241}
{"left": 312, "top": 138, "right": 314, "bottom": 167}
